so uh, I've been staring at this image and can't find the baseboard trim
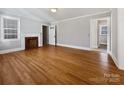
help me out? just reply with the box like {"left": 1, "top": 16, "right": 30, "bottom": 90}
{"left": 109, "top": 52, "right": 118, "bottom": 67}
{"left": 0, "top": 48, "right": 24, "bottom": 54}
{"left": 108, "top": 52, "right": 123, "bottom": 70}
{"left": 57, "top": 43, "right": 91, "bottom": 51}
{"left": 57, "top": 44, "right": 124, "bottom": 70}
{"left": 118, "top": 66, "right": 124, "bottom": 70}
{"left": 99, "top": 43, "right": 107, "bottom": 45}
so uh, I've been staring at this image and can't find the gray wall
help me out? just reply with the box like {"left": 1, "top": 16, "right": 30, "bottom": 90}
{"left": 57, "top": 13, "right": 110, "bottom": 48}
{"left": 57, "top": 16, "right": 90, "bottom": 47}
{"left": 20, "top": 17, "right": 42, "bottom": 49}
{"left": 0, "top": 14, "right": 42, "bottom": 51}
{"left": 21, "top": 18, "right": 41, "bottom": 34}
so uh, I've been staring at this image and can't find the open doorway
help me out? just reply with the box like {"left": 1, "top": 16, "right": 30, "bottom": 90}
{"left": 97, "top": 20, "right": 107, "bottom": 51}
{"left": 90, "top": 17, "right": 111, "bottom": 52}
{"left": 42, "top": 25, "right": 49, "bottom": 46}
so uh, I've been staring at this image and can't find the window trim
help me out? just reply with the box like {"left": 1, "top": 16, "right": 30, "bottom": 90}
{"left": 1, "top": 16, "right": 20, "bottom": 41}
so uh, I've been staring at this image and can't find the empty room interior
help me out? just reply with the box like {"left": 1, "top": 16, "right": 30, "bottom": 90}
{"left": 0, "top": 8, "right": 124, "bottom": 85}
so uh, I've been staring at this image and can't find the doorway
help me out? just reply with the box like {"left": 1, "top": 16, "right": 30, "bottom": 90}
{"left": 49, "top": 25, "right": 56, "bottom": 46}
{"left": 42, "top": 25, "right": 49, "bottom": 46}
{"left": 90, "top": 17, "right": 111, "bottom": 52}
{"left": 97, "top": 20, "right": 108, "bottom": 51}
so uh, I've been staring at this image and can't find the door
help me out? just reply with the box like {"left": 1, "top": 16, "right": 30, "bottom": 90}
{"left": 90, "top": 19, "right": 98, "bottom": 48}
{"left": 42, "top": 25, "right": 48, "bottom": 45}
{"left": 49, "top": 25, "right": 56, "bottom": 45}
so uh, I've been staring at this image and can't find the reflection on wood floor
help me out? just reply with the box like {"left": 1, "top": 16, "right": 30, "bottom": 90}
{"left": 0, "top": 45, "right": 124, "bottom": 85}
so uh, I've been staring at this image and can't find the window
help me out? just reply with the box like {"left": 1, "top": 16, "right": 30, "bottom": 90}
{"left": 1, "top": 16, "right": 20, "bottom": 41}
{"left": 99, "top": 25, "right": 108, "bottom": 35}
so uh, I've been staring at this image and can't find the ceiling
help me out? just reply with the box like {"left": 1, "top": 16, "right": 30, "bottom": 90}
{"left": 0, "top": 8, "right": 110, "bottom": 23}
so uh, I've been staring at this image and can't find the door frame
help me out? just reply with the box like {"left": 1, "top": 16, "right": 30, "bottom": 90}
{"left": 41, "top": 24, "right": 49, "bottom": 46}
{"left": 90, "top": 18, "right": 98, "bottom": 49}
{"left": 49, "top": 25, "right": 57, "bottom": 46}
{"left": 42, "top": 25, "right": 49, "bottom": 46}
{"left": 90, "top": 17, "right": 111, "bottom": 52}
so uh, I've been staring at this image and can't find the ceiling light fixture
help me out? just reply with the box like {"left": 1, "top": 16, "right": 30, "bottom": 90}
{"left": 50, "top": 8, "right": 57, "bottom": 13}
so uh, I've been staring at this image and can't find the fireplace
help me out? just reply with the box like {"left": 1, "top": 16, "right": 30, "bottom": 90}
{"left": 25, "top": 37, "right": 38, "bottom": 50}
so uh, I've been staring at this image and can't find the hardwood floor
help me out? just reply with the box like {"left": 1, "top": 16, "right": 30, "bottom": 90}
{"left": 0, "top": 45, "right": 124, "bottom": 85}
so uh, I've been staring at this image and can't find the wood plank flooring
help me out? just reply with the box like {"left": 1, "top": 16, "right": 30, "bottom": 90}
{"left": 0, "top": 45, "right": 124, "bottom": 85}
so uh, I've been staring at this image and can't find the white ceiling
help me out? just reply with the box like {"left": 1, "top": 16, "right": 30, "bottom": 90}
{"left": 0, "top": 8, "right": 110, "bottom": 23}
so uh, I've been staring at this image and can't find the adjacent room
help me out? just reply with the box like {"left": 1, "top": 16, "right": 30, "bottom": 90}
{"left": 90, "top": 17, "right": 109, "bottom": 52}
{"left": 0, "top": 8, "right": 124, "bottom": 85}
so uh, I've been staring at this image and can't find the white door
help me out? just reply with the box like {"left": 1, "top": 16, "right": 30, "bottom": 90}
{"left": 90, "top": 19, "right": 98, "bottom": 49}
{"left": 49, "top": 25, "right": 56, "bottom": 45}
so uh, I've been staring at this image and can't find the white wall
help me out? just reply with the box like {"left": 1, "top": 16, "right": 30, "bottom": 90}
{"left": 111, "top": 9, "right": 118, "bottom": 59}
{"left": 109, "top": 8, "right": 119, "bottom": 69}
{"left": 117, "top": 8, "right": 124, "bottom": 69}
{"left": 110, "top": 8, "right": 124, "bottom": 70}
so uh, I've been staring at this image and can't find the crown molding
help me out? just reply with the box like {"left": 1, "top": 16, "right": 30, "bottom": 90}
{"left": 51, "top": 11, "right": 111, "bottom": 24}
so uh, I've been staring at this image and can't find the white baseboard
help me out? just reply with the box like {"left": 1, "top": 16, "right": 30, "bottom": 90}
{"left": 0, "top": 48, "right": 24, "bottom": 54}
{"left": 108, "top": 52, "right": 123, "bottom": 70}
{"left": 49, "top": 43, "right": 55, "bottom": 45}
{"left": 57, "top": 43, "right": 91, "bottom": 51}
{"left": 109, "top": 52, "right": 118, "bottom": 67}
{"left": 100, "top": 43, "right": 107, "bottom": 45}
{"left": 118, "top": 66, "right": 124, "bottom": 70}
{"left": 57, "top": 44, "right": 124, "bottom": 70}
